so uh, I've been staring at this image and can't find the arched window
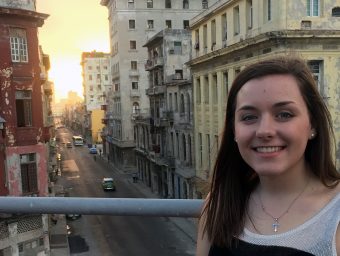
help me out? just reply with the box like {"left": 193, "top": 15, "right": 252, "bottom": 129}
{"left": 132, "top": 102, "right": 140, "bottom": 114}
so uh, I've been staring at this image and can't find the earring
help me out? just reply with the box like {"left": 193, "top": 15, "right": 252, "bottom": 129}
{"left": 310, "top": 132, "right": 316, "bottom": 139}
{"left": 234, "top": 138, "right": 238, "bottom": 142}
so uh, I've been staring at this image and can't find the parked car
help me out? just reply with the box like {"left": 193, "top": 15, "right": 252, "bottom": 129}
{"left": 66, "top": 142, "right": 72, "bottom": 148}
{"left": 102, "top": 177, "right": 116, "bottom": 191}
{"left": 89, "top": 147, "right": 97, "bottom": 154}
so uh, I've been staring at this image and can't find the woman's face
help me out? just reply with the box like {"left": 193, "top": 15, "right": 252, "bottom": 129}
{"left": 234, "top": 74, "right": 313, "bottom": 177}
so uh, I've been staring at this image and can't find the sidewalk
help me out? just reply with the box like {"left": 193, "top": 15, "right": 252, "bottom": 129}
{"left": 49, "top": 184, "right": 70, "bottom": 256}
{"left": 98, "top": 154, "right": 198, "bottom": 245}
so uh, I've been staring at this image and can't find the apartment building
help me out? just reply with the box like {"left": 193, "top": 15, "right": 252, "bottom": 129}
{"left": 100, "top": 0, "right": 219, "bottom": 170}
{"left": 81, "top": 51, "right": 112, "bottom": 144}
{"left": 135, "top": 29, "right": 194, "bottom": 198}
{"left": 0, "top": 0, "right": 51, "bottom": 255}
{"left": 188, "top": 0, "right": 340, "bottom": 196}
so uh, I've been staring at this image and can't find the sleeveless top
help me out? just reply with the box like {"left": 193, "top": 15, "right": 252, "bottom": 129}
{"left": 209, "top": 192, "right": 340, "bottom": 256}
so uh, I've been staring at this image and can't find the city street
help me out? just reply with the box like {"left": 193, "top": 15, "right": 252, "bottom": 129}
{"left": 55, "top": 128, "right": 196, "bottom": 256}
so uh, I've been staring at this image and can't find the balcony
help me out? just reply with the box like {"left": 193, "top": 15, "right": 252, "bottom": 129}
{"left": 129, "top": 69, "right": 139, "bottom": 77}
{"left": 130, "top": 89, "right": 141, "bottom": 98}
{"left": 145, "top": 85, "right": 166, "bottom": 96}
{"left": 145, "top": 60, "right": 153, "bottom": 70}
{"left": 153, "top": 57, "right": 164, "bottom": 67}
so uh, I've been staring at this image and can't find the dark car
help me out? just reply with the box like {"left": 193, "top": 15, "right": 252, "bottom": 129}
{"left": 66, "top": 142, "right": 72, "bottom": 148}
{"left": 102, "top": 178, "right": 116, "bottom": 191}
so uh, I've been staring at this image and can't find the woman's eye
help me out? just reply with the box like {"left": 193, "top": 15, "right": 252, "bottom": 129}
{"left": 240, "top": 115, "right": 257, "bottom": 121}
{"left": 277, "top": 112, "right": 293, "bottom": 119}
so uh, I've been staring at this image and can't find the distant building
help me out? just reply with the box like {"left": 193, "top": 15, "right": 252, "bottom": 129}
{"left": 188, "top": 0, "right": 340, "bottom": 196}
{"left": 0, "top": 0, "right": 51, "bottom": 255}
{"left": 100, "top": 0, "right": 219, "bottom": 170}
{"left": 81, "top": 51, "right": 112, "bottom": 144}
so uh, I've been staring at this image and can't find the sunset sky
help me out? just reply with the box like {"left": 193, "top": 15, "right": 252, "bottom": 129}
{"left": 37, "top": 0, "right": 110, "bottom": 102}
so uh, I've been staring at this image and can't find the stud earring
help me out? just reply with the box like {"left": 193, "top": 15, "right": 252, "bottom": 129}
{"left": 234, "top": 138, "right": 238, "bottom": 142}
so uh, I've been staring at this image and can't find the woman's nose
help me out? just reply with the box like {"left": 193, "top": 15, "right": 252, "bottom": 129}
{"left": 256, "top": 116, "right": 275, "bottom": 139}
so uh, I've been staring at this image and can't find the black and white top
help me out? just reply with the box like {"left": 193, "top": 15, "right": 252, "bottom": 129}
{"left": 209, "top": 193, "right": 340, "bottom": 256}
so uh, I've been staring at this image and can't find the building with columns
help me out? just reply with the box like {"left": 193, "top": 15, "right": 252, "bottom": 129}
{"left": 188, "top": 0, "right": 340, "bottom": 196}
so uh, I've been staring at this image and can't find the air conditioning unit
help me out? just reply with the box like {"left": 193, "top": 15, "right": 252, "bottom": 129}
{"left": 128, "top": 0, "right": 134, "bottom": 3}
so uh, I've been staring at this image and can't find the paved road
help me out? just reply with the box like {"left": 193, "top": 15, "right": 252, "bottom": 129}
{"left": 56, "top": 128, "right": 196, "bottom": 256}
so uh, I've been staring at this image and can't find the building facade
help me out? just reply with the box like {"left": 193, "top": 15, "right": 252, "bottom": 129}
{"left": 188, "top": 0, "right": 340, "bottom": 196}
{"left": 100, "top": 0, "right": 219, "bottom": 170}
{"left": 81, "top": 51, "right": 112, "bottom": 144}
{"left": 135, "top": 29, "right": 195, "bottom": 198}
{"left": 0, "top": 0, "right": 51, "bottom": 255}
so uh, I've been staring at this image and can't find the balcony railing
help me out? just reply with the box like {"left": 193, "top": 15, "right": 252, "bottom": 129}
{"left": 0, "top": 197, "right": 203, "bottom": 217}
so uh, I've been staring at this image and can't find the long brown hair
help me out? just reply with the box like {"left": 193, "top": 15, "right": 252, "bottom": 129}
{"left": 203, "top": 56, "right": 340, "bottom": 248}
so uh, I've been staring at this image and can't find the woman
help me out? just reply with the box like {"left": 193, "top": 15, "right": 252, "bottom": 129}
{"left": 196, "top": 56, "right": 340, "bottom": 255}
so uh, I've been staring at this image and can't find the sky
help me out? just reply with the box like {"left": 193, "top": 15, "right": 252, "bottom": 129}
{"left": 37, "top": 0, "right": 110, "bottom": 102}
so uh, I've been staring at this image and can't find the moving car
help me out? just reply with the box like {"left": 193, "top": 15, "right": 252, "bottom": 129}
{"left": 102, "top": 178, "right": 116, "bottom": 191}
{"left": 89, "top": 147, "right": 97, "bottom": 154}
{"left": 66, "top": 142, "right": 72, "bottom": 148}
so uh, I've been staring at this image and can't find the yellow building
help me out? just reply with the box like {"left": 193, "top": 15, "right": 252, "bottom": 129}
{"left": 188, "top": 0, "right": 340, "bottom": 196}
{"left": 91, "top": 109, "right": 105, "bottom": 144}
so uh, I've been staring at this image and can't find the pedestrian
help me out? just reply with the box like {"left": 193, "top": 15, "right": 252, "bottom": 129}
{"left": 196, "top": 56, "right": 340, "bottom": 256}
{"left": 99, "top": 149, "right": 102, "bottom": 157}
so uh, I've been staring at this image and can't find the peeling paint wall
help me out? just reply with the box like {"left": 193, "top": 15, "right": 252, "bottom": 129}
{"left": 0, "top": 0, "right": 36, "bottom": 11}
{"left": 6, "top": 144, "right": 48, "bottom": 196}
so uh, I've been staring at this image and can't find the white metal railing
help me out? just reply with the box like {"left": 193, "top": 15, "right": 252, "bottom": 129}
{"left": 0, "top": 197, "right": 204, "bottom": 217}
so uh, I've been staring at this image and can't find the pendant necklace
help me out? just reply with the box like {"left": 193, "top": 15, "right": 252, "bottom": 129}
{"left": 258, "top": 177, "right": 310, "bottom": 233}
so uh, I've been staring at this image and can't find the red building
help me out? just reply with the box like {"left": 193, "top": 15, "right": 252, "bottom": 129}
{"left": 0, "top": 5, "right": 49, "bottom": 196}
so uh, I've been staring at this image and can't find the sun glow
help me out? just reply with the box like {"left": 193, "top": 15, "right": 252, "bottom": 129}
{"left": 37, "top": 0, "right": 110, "bottom": 102}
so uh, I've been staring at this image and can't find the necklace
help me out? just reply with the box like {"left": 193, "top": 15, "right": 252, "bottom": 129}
{"left": 258, "top": 177, "right": 310, "bottom": 233}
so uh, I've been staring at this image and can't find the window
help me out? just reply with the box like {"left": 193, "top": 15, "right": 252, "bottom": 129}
{"left": 204, "top": 76, "right": 209, "bottom": 104}
{"left": 332, "top": 7, "right": 340, "bottom": 17}
{"left": 132, "top": 81, "right": 138, "bottom": 89}
{"left": 147, "top": 20, "right": 154, "bottom": 29}
{"left": 174, "top": 92, "right": 178, "bottom": 111}
{"left": 169, "top": 93, "right": 173, "bottom": 110}
{"left": 221, "top": 13, "right": 228, "bottom": 43}
{"left": 308, "top": 60, "right": 323, "bottom": 93}
{"left": 147, "top": 0, "right": 153, "bottom": 8}
{"left": 129, "top": 19, "right": 135, "bottom": 29}
{"left": 174, "top": 41, "right": 182, "bottom": 54}
{"left": 183, "top": 0, "right": 189, "bottom": 9}
{"left": 180, "top": 94, "right": 185, "bottom": 113}
{"left": 130, "top": 40, "right": 136, "bottom": 50}
{"left": 165, "top": 0, "right": 171, "bottom": 8}
{"left": 131, "top": 61, "right": 137, "bottom": 70}
{"left": 264, "top": 0, "right": 272, "bottom": 21}
{"left": 211, "top": 20, "right": 216, "bottom": 49}
{"left": 128, "top": 0, "right": 134, "bottom": 8}
{"left": 88, "top": 66, "right": 92, "bottom": 70}
{"left": 132, "top": 102, "right": 140, "bottom": 114}
{"left": 196, "top": 78, "right": 201, "bottom": 103}
{"left": 89, "top": 75, "right": 92, "bottom": 80}
{"left": 247, "top": 0, "right": 253, "bottom": 29}
{"left": 212, "top": 74, "right": 217, "bottom": 103}
{"left": 10, "top": 28, "right": 28, "bottom": 62}
{"left": 16, "top": 90, "right": 32, "bottom": 127}
{"left": 307, "top": 0, "right": 319, "bottom": 16}
{"left": 97, "top": 74, "right": 100, "bottom": 79}
{"left": 233, "top": 6, "right": 240, "bottom": 35}
{"left": 183, "top": 20, "right": 189, "bottom": 29}
{"left": 105, "top": 74, "right": 108, "bottom": 81}
{"left": 166, "top": 20, "right": 172, "bottom": 28}
{"left": 202, "top": 0, "right": 208, "bottom": 9}
{"left": 20, "top": 153, "right": 38, "bottom": 194}
{"left": 198, "top": 133, "right": 203, "bottom": 167}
